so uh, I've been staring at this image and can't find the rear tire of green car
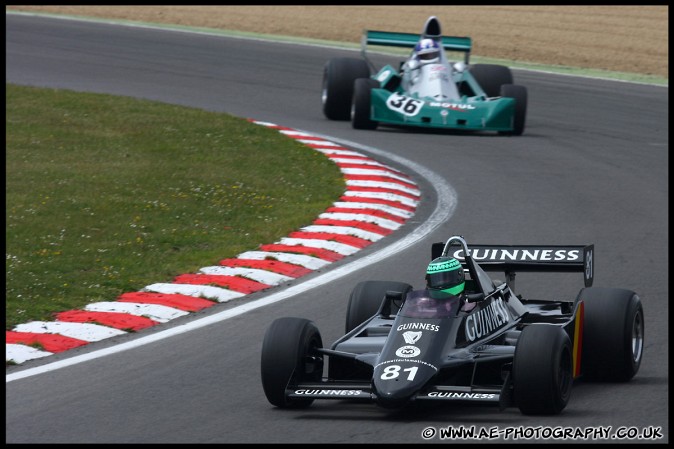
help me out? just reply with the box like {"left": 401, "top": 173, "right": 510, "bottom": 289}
{"left": 469, "top": 64, "right": 513, "bottom": 97}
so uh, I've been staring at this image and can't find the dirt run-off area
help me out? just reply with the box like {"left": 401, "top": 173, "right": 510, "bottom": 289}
{"left": 6, "top": 5, "right": 668, "bottom": 79}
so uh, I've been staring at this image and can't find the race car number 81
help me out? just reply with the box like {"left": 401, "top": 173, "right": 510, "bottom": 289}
{"left": 386, "top": 93, "right": 423, "bottom": 117}
{"left": 381, "top": 365, "right": 419, "bottom": 381}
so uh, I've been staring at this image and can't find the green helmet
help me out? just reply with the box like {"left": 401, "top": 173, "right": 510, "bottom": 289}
{"left": 425, "top": 256, "right": 465, "bottom": 296}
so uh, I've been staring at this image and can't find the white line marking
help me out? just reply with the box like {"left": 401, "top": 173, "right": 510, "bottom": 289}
{"left": 142, "top": 283, "right": 245, "bottom": 302}
{"left": 346, "top": 180, "right": 420, "bottom": 196}
{"left": 299, "top": 225, "right": 385, "bottom": 241}
{"left": 5, "top": 344, "right": 54, "bottom": 365}
{"left": 330, "top": 157, "right": 388, "bottom": 167}
{"left": 342, "top": 190, "right": 419, "bottom": 207}
{"left": 198, "top": 266, "right": 292, "bottom": 285}
{"left": 84, "top": 302, "right": 189, "bottom": 323}
{"left": 318, "top": 212, "right": 402, "bottom": 230}
{"left": 331, "top": 201, "right": 414, "bottom": 218}
{"left": 340, "top": 167, "right": 412, "bottom": 184}
{"left": 313, "top": 148, "right": 364, "bottom": 157}
{"left": 236, "top": 251, "right": 330, "bottom": 270}
{"left": 276, "top": 237, "right": 360, "bottom": 255}
{"left": 12, "top": 322, "right": 127, "bottom": 342}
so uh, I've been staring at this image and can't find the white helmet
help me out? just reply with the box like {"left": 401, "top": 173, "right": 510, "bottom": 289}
{"left": 414, "top": 38, "right": 440, "bottom": 64}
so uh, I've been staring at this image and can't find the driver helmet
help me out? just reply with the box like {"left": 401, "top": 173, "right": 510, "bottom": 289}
{"left": 426, "top": 256, "right": 465, "bottom": 296}
{"left": 414, "top": 38, "right": 441, "bottom": 64}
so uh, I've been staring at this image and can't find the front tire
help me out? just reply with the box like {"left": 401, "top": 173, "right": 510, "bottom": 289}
{"left": 578, "top": 287, "right": 644, "bottom": 382}
{"left": 351, "top": 78, "right": 379, "bottom": 130}
{"left": 345, "top": 280, "right": 412, "bottom": 333}
{"left": 498, "top": 84, "right": 527, "bottom": 136}
{"left": 513, "top": 324, "right": 573, "bottom": 415}
{"left": 322, "top": 58, "right": 370, "bottom": 120}
{"left": 261, "top": 317, "right": 324, "bottom": 408}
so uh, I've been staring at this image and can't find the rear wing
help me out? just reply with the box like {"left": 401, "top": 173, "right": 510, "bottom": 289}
{"left": 361, "top": 30, "right": 472, "bottom": 70}
{"left": 432, "top": 242, "right": 594, "bottom": 288}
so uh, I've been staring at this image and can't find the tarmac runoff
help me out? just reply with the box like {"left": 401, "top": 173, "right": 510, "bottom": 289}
{"left": 6, "top": 120, "right": 421, "bottom": 365}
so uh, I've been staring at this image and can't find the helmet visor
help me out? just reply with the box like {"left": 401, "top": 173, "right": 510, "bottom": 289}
{"left": 426, "top": 269, "right": 465, "bottom": 293}
{"left": 418, "top": 51, "right": 439, "bottom": 61}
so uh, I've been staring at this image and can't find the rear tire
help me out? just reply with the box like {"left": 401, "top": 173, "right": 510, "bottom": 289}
{"left": 469, "top": 64, "right": 513, "bottom": 97}
{"left": 322, "top": 58, "right": 370, "bottom": 120}
{"left": 498, "top": 84, "right": 527, "bottom": 136}
{"left": 513, "top": 324, "right": 573, "bottom": 415}
{"left": 345, "top": 281, "right": 412, "bottom": 333}
{"left": 261, "top": 317, "right": 324, "bottom": 408}
{"left": 351, "top": 78, "right": 379, "bottom": 130}
{"left": 578, "top": 287, "right": 644, "bottom": 382}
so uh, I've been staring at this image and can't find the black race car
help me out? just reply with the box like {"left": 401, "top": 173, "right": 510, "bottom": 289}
{"left": 260, "top": 235, "right": 644, "bottom": 415}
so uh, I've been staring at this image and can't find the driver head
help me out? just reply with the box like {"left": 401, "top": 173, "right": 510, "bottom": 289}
{"left": 414, "top": 38, "right": 441, "bottom": 64}
{"left": 426, "top": 256, "right": 465, "bottom": 296}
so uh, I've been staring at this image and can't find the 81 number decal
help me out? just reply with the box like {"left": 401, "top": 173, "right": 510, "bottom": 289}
{"left": 380, "top": 365, "right": 419, "bottom": 381}
{"left": 386, "top": 93, "right": 423, "bottom": 117}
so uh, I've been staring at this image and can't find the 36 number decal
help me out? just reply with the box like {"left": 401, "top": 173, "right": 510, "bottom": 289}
{"left": 380, "top": 365, "right": 419, "bottom": 381}
{"left": 386, "top": 93, "right": 423, "bottom": 117}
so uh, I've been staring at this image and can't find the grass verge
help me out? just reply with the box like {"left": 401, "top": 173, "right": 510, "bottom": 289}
{"left": 5, "top": 84, "right": 345, "bottom": 329}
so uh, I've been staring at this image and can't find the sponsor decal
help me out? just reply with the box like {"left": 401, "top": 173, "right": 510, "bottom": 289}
{"left": 429, "top": 102, "right": 476, "bottom": 111}
{"left": 426, "top": 391, "right": 497, "bottom": 400}
{"left": 402, "top": 331, "right": 422, "bottom": 344}
{"left": 374, "top": 358, "right": 438, "bottom": 371}
{"left": 396, "top": 345, "right": 421, "bottom": 358}
{"left": 397, "top": 322, "right": 439, "bottom": 332}
{"left": 464, "top": 297, "right": 510, "bottom": 342}
{"left": 294, "top": 389, "right": 363, "bottom": 396}
{"left": 377, "top": 70, "right": 391, "bottom": 82}
{"left": 428, "top": 73, "right": 449, "bottom": 82}
{"left": 379, "top": 364, "right": 419, "bottom": 381}
{"left": 449, "top": 248, "right": 582, "bottom": 262}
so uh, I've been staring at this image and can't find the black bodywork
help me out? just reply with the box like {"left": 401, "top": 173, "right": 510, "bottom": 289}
{"left": 262, "top": 236, "right": 643, "bottom": 415}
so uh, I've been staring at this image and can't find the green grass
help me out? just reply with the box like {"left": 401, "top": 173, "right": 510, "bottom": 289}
{"left": 5, "top": 84, "right": 345, "bottom": 329}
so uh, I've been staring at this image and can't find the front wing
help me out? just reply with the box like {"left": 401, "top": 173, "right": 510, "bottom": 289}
{"left": 286, "top": 382, "right": 507, "bottom": 406}
{"left": 370, "top": 89, "right": 516, "bottom": 132}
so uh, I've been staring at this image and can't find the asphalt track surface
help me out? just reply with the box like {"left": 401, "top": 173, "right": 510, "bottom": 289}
{"left": 5, "top": 14, "right": 669, "bottom": 444}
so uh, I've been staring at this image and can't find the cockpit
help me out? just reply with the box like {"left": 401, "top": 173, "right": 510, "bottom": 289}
{"left": 400, "top": 289, "right": 462, "bottom": 318}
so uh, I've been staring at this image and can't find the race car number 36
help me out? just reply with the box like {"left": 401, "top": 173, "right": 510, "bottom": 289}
{"left": 386, "top": 93, "right": 423, "bottom": 117}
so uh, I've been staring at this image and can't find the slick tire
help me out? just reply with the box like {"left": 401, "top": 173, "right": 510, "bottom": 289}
{"left": 322, "top": 58, "right": 370, "bottom": 120}
{"left": 498, "top": 84, "right": 527, "bottom": 136}
{"left": 469, "top": 64, "right": 513, "bottom": 97}
{"left": 345, "top": 281, "right": 412, "bottom": 333}
{"left": 578, "top": 287, "right": 644, "bottom": 382}
{"left": 513, "top": 324, "right": 573, "bottom": 415}
{"left": 260, "top": 317, "right": 324, "bottom": 408}
{"left": 351, "top": 78, "right": 379, "bottom": 130}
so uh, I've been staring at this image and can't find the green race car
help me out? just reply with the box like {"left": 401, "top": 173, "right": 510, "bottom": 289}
{"left": 322, "top": 16, "right": 527, "bottom": 135}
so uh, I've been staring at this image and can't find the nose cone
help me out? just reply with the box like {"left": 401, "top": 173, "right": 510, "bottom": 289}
{"left": 373, "top": 363, "right": 437, "bottom": 409}
{"left": 423, "top": 16, "right": 442, "bottom": 38}
{"left": 374, "top": 378, "right": 417, "bottom": 409}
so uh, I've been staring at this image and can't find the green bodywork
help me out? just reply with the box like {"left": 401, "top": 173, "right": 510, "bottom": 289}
{"left": 369, "top": 65, "right": 516, "bottom": 131}
{"left": 361, "top": 30, "right": 517, "bottom": 133}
